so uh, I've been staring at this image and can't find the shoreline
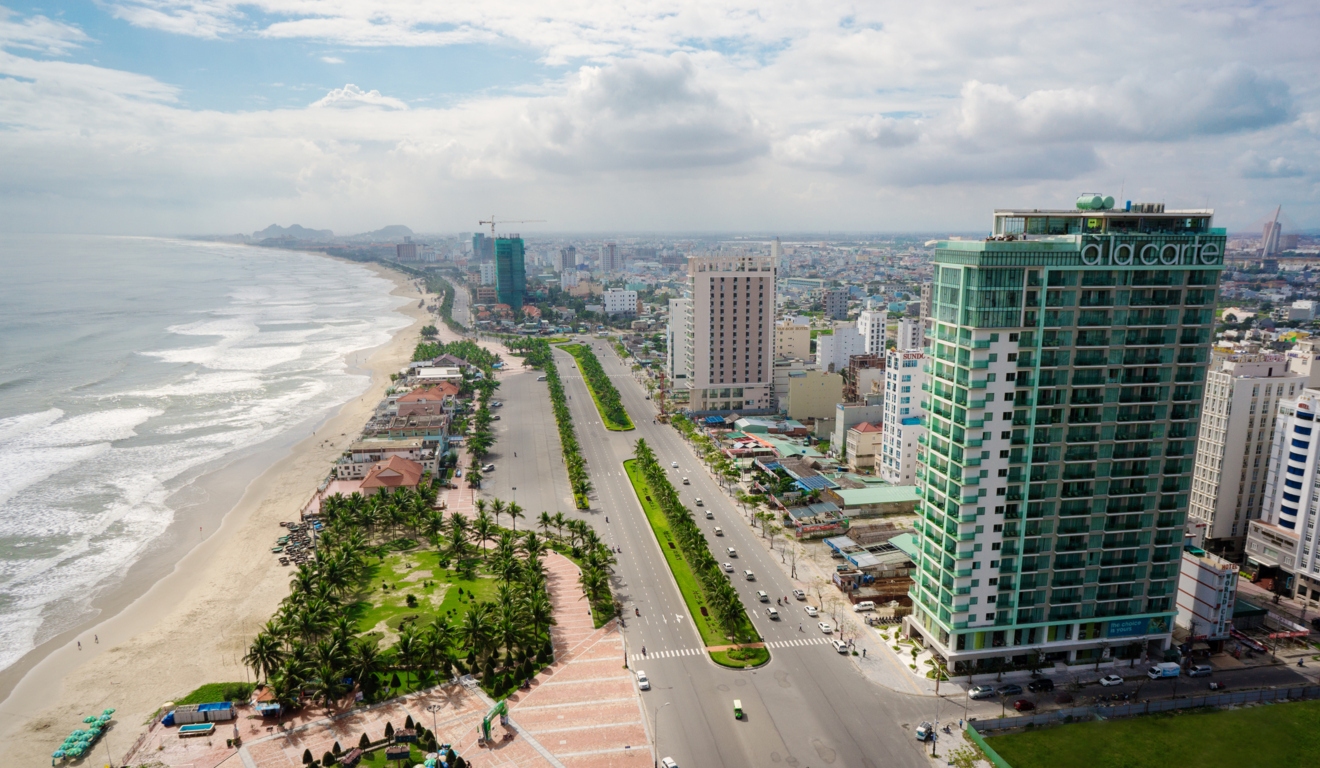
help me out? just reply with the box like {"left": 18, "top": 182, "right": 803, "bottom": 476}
{"left": 0, "top": 260, "right": 430, "bottom": 766}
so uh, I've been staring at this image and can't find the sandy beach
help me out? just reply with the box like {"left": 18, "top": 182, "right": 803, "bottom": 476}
{"left": 0, "top": 261, "right": 430, "bottom": 767}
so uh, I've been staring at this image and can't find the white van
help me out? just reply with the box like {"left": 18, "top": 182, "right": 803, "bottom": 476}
{"left": 1147, "top": 662, "right": 1182, "bottom": 679}
{"left": 852, "top": 600, "right": 876, "bottom": 613}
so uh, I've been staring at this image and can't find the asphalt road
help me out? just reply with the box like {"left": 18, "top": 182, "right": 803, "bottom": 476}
{"left": 477, "top": 338, "right": 932, "bottom": 768}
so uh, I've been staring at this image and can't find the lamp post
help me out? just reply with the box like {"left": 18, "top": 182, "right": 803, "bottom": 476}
{"left": 652, "top": 701, "right": 671, "bottom": 768}
{"left": 426, "top": 703, "right": 443, "bottom": 740}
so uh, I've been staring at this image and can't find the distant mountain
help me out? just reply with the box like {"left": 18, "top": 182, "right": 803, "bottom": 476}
{"left": 252, "top": 224, "right": 335, "bottom": 241}
{"left": 343, "top": 225, "right": 414, "bottom": 242}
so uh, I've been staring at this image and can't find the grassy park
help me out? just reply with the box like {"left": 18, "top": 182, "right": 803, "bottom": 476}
{"left": 985, "top": 699, "right": 1320, "bottom": 768}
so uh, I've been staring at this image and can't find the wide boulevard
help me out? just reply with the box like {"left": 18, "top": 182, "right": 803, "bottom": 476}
{"left": 479, "top": 333, "right": 932, "bottom": 768}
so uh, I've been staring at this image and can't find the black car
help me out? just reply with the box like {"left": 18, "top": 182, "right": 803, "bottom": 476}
{"left": 996, "top": 683, "right": 1023, "bottom": 696}
{"left": 1027, "top": 678, "right": 1055, "bottom": 693}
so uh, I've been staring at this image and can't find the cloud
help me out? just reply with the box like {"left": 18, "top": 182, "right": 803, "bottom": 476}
{"left": 310, "top": 84, "right": 408, "bottom": 110}
{"left": 320, "top": 56, "right": 344, "bottom": 64}
{"left": 106, "top": 0, "right": 238, "bottom": 39}
{"left": 0, "top": 6, "right": 90, "bottom": 55}
{"left": 517, "top": 54, "right": 769, "bottom": 173}
{"left": 955, "top": 65, "right": 1292, "bottom": 144}
{"left": 1237, "top": 151, "right": 1305, "bottom": 179}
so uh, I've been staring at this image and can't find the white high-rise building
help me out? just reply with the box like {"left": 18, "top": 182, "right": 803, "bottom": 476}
{"left": 816, "top": 323, "right": 865, "bottom": 373}
{"left": 667, "top": 298, "right": 692, "bottom": 384}
{"left": 896, "top": 317, "right": 924, "bottom": 351}
{"left": 560, "top": 269, "right": 580, "bottom": 290}
{"left": 480, "top": 262, "right": 496, "bottom": 285}
{"left": 683, "top": 254, "right": 776, "bottom": 413}
{"left": 1188, "top": 349, "right": 1307, "bottom": 559}
{"left": 857, "top": 308, "right": 888, "bottom": 355}
{"left": 1248, "top": 389, "right": 1320, "bottom": 604}
{"left": 771, "top": 236, "right": 783, "bottom": 268}
{"left": 603, "top": 289, "right": 639, "bottom": 316}
{"left": 880, "top": 348, "right": 925, "bottom": 485}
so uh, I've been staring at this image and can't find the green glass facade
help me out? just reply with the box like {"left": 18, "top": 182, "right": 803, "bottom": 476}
{"left": 909, "top": 222, "right": 1225, "bottom": 675}
{"left": 495, "top": 237, "right": 525, "bottom": 308}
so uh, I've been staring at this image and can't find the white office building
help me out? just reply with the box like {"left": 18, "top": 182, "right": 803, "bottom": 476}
{"left": 480, "top": 262, "right": 496, "bottom": 285}
{"left": 816, "top": 323, "right": 865, "bottom": 373}
{"left": 857, "top": 308, "right": 888, "bottom": 355}
{"left": 1248, "top": 389, "right": 1320, "bottom": 603}
{"left": 682, "top": 254, "right": 776, "bottom": 413}
{"left": 880, "top": 348, "right": 925, "bottom": 485}
{"left": 667, "top": 297, "right": 692, "bottom": 384}
{"left": 896, "top": 317, "right": 924, "bottom": 352}
{"left": 560, "top": 269, "right": 580, "bottom": 290}
{"left": 1188, "top": 349, "right": 1308, "bottom": 559}
{"left": 603, "top": 289, "right": 639, "bottom": 316}
{"left": 1176, "top": 548, "right": 1238, "bottom": 642}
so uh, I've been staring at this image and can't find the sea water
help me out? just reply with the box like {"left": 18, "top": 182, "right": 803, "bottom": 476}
{"left": 0, "top": 235, "right": 409, "bottom": 672}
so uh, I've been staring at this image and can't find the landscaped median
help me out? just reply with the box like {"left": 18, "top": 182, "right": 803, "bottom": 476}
{"left": 559, "top": 343, "right": 635, "bottom": 431}
{"left": 624, "top": 440, "right": 768, "bottom": 668}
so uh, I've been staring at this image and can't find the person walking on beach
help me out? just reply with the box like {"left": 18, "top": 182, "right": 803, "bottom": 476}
{"left": 77, "top": 641, "right": 81, "bottom": 650}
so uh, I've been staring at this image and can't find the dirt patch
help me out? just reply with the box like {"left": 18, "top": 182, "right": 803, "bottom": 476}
{"left": 400, "top": 569, "right": 434, "bottom": 583}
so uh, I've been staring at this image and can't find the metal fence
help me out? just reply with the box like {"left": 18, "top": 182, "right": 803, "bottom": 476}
{"left": 970, "top": 684, "right": 1320, "bottom": 733}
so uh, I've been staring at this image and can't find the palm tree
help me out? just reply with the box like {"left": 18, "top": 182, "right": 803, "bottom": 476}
{"left": 506, "top": 501, "right": 525, "bottom": 532}
{"left": 311, "top": 663, "right": 346, "bottom": 710}
{"left": 244, "top": 632, "right": 284, "bottom": 682}
{"left": 467, "top": 469, "right": 483, "bottom": 488}
{"left": 347, "top": 639, "right": 383, "bottom": 699}
{"left": 552, "top": 512, "right": 567, "bottom": 539}
{"left": 460, "top": 604, "right": 494, "bottom": 669}
{"left": 490, "top": 498, "right": 506, "bottom": 528}
{"left": 538, "top": 511, "right": 553, "bottom": 537}
{"left": 474, "top": 498, "right": 487, "bottom": 520}
{"left": 394, "top": 625, "right": 422, "bottom": 688}
{"left": 473, "top": 512, "right": 496, "bottom": 553}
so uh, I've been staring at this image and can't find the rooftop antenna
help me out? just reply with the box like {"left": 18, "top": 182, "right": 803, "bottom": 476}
{"left": 478, "top": 216, "right": 546, "bottom": 237}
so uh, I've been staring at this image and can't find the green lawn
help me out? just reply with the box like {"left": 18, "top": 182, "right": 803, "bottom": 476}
{"left": 350, "top": 546, "right": 500, "bottom": 648}
{"left": 560, "top": 344, "right": 634, "bottom": 431}
{"left": 623, "top": 460, "right": 766, "bottom": 668}
{"left": 173, "top": 682, "right": 253, "bottom": 706}
{"left": 985, "top": 699, "right": 1320, "bottom": 768}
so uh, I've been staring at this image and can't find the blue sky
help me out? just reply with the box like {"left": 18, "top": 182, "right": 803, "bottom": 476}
{"left": 0, "top": 1, "right": 1316, "bottom": 234}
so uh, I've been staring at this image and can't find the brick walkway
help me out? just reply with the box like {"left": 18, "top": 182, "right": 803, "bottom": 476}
{"left": 506, "top": 553, "right": 651, "bottom": 768}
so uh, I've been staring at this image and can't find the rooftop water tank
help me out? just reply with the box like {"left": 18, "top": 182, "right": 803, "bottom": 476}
{"left": 1076, "top": 194, "right": 1104, "bottom": 210}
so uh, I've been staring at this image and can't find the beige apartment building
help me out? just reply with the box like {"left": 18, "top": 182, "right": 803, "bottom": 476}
{"left": 682, "top": 254, "right": 777, "bottom": 413}
{"left": 775, "top": 320, "right": 811, "bottom": 359}
{"left": 787, "top": 369, "right": 843, "bottom": 421}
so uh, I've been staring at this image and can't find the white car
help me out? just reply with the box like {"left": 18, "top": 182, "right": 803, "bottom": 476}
{"left": 792, "top": 589, "right": 806, "bottom": 600}
{"left": 1099, "top": 674, "right": 1124, "bottom": 687}
{"left": 706, "top": 510, "right": 714, "bottom": 519}
{"left": 636, "top": 671, "right": 650, "bottom": 690}
{"left": 694, "top": 498, "right": 704, "bottom": 506}
{"left": 661, "top": 758, "right": 679, "bottom": 768}
{"left": 804, "top": 606, "right": 819, "bottom": 617}
{"left": 831, "top": 639, "right": 848, "bottom": 654}
{"left": 756, "top": 590, "right": 769, "bottom": 602}
{"left": 671, "top": 461, "right": 679, "bottom": 468}
{"left": 818, "top": 621, "right": 834, "bottom": 634}
{"left": 744, "top": 570, "right": 755, "bottom": 581}
{"left": 722, "top": 562, "right": 734, "bottom": 572}
{"left": 482, "top": 463, "right": 495, "bottom": 472}
{"left": 726, "top": 547, "right": 737, "bottom": 557}
{"left": 766, "top": 607, "right": 780, "bottom": 620}
{"left": 714, "top": 527, "right": 724, "bottom": 536}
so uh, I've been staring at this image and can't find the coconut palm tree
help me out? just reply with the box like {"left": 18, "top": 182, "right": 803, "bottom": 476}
{"left": 244, "top": 632, "right": 285, "bottom": 682}
{"left": 490, "top": 498, "right": 506, "bottom": 528}
{"left": 460, "top": 604, "right": 494, "bottom": 670}
{"left": 347, "top": 639, "right": 384, "bottom": 699}
{"left": 473, "top": 511, "right": 496, "bottom": 553}
{"left": 394, "top": 624, "right": 422, "bottom": 688}
{"left": 538, "top": 511, "right": 553, "bottom": 537}
{"left": 552, "top": 512, "right": 567, "bottom": 539}
{"left": 506, "top": 501, "right": 525, "bottom": 532}
{"left": 310, "top": 663, "right": 345, "bottom": 709}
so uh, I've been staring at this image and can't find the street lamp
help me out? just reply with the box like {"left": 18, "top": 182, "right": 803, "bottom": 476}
{"left": 426, "top": 703, "right": 443, "bottom": 739}
{"left": 652, "top": 701, "right": 671, "bottom": 768}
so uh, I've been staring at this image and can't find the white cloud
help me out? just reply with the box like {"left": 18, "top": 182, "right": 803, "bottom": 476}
{"left": 1237, "top": 151, "right": 1306, "bottom": 179}
{"left": 0, "top": 6, "right": 90, "bottom": 55}
{"left": 320, "top": 56, "right": 345, "bottom": 64}
{"left": 310, "top": 84, "right": 408, "bottom": 110}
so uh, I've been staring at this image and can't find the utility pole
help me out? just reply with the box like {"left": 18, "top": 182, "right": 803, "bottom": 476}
{"left": 653, "top": 701, "right": 671, "bottom": 768}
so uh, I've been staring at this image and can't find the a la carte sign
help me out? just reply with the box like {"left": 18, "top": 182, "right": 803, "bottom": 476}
{"left": 1080, "top": 235, "right": 1222, "bottom": 267}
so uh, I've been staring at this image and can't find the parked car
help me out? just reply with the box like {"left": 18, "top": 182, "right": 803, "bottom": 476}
{"left": 1189, "top": 664, "right": 1213, "bottom": 678}
{"left": 1099, "top": 674, "right": 1124, "bottom": 687}
{"left": 537, "top": 375, "right": 547, "bottom": 381}
{"left": 766, "top": 607, "right": 780, "bottom": 620}
{"left": 968, "top": 685, "right": 997, "bottom": 700}
{"left": 660, "top": 758, "right": 679, "bottom": 768}
{"left": 818, "top": 621, "right": 834, "bottom": 634}
{"left": 491, "top": 401, "right": 502, "bottom": 407}
{"left": 832, "top": 639, "right": 849, "bottom": 654}
{"left": 792, "top": 589, "right": 806, "bottom": 600}
{"left": 492, "top": 414, "right": 501, "bottom": 420}
{"left": 996, "top": 684, "right": 1023, "bottom": 697}
{"left": 1013, "top": 699, "right": 1035, "bottom": 712}
{"left": 756, "top": 590, "right": 769, "bottom": 602}
{"left": 636, "top": 671, "right": 649, "bottom": 690}
{"left": 805, "top": 606, "right": 819, "bottom": 617}
{"left": 853, "top": 600, "right": 875, "bottom": 612}
{"left": 1027, "top": 678, "right": 1055, "bottom": 693}
{"left": 482, "top": 463, "right": 495, "bottom": 472}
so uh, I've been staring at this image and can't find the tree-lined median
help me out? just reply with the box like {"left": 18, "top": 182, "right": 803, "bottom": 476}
{"left": 560, "top": 343, "right": 634, "bottom": 431}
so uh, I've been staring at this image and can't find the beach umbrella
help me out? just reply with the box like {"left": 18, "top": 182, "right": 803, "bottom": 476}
{"left": 102, "top": 708, "right": 115, "bottom": 715}
{"left": 51, "top": 750, "right": 64, "bottom": 758}
{"left": 83, "top": 716, "right": 97, "bottom": 724}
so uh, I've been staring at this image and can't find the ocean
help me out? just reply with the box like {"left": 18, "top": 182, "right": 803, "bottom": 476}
{"left": 0, "top": 235, "right": 410, "bottom": 673}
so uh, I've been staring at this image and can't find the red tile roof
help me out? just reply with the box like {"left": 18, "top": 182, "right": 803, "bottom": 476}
{"left": 851, "top": 422, "right": 883, "bottom": 433}
{"left": 361, "top": 455, "right": 424, "bottom": 490}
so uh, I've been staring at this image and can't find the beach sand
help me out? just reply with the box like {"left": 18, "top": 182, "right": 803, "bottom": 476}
{"left": 0, "top": 262, "right": 430, "bottom": 767}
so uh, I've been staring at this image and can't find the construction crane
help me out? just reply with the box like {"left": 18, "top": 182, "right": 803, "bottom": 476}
{"left": 478, "top": 216, "right": 545, "bottom": 238}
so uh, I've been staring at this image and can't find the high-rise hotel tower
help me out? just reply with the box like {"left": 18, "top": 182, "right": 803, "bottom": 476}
{"left": 908, "top": 200, "right": 1223, "bottom": 674}
{"left": 682, "top": 254, "right": 777, "bottom": 413}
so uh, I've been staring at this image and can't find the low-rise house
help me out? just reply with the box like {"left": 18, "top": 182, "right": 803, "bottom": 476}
{"left": 361, "top": 455, "right": 425, "bottom": 492}
{"left": 336, "top": 438, "right": 437, "bottom": 479}
{"left": 823, "top": 485, "right": 920, "bottom": 518}
{"left": 397, "top": 383, "right": 460, "bottom": 417}
{"left": 845, "top": 422, "right": 884, "bottom": 470}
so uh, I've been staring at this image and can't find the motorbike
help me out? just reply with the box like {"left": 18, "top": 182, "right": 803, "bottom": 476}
{"left": 635, "top": 607, "right": 640, "bottom": 617}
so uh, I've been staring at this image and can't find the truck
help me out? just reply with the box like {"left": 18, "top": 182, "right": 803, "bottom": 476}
{"left": 1147, "top": 662, "right": 1182, "bottom": 679}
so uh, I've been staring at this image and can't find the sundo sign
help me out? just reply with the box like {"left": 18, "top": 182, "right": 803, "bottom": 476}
{"left": 1080, "top": 235, "right": 1222, "bottom": 267}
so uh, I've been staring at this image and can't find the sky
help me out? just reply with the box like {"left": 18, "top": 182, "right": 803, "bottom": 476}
{"left": 0, "top": 1, "right": 1316, "bottom": 235}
